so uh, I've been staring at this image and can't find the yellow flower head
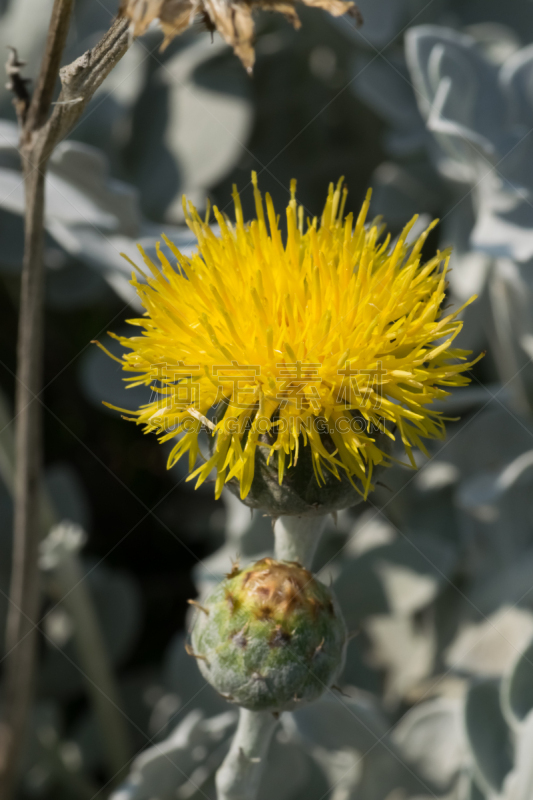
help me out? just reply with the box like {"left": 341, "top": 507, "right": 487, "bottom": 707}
{"left": 103, "top": 175, "right": 479, "bottom": 507}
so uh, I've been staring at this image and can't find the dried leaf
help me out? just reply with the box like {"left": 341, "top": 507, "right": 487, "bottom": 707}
{"left": 119, "top": 0, "right": 361, "bottom": 71}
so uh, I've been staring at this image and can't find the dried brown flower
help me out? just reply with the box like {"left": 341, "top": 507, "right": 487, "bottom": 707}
{"left": 118, "top": 0, "right": 362, "bottom": 72}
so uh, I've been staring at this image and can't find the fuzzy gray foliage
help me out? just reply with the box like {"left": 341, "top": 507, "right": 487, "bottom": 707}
{"left": 2, "top": 0, "right": 533, "bottom": 798}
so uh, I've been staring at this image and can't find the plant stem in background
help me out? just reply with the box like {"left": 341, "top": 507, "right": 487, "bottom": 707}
{"left": 0, "top": 163, "right": 47, "bottom": 796}
{"left": 273, "top": 514, "right": 327, "bottom": 569}
{"left": 0, "top": 10, "right": 130, "bottom": 797}
{"left": 215, "top": 708, "right": 278, "bottom": 800}
{"left": 0, "top": 1, "right": 75, "bottom": 790}
{"left": 40, "top": 525, "right": 131, "bottom": 782}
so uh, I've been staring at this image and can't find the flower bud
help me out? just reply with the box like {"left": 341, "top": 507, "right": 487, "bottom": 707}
{"left": 189, "top": 558, "right": 346, "bottom": 713}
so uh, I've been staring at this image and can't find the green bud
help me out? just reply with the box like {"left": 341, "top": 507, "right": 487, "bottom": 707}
{"left": 189, "top": 558, "right": 347, "bottom": 713}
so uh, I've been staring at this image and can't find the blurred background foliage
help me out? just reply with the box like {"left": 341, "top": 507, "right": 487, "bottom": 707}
{"left": 3, "top": 0, "right": 533, "bottom": 797}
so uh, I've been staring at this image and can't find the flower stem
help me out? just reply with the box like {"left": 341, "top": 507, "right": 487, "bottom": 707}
{"left": 215, "top": 708, "right": 278, "bottom": 800}
{"left": 0, "top": 14, "right": 129, "bottom": 795}
{"left": 214, "top": 514, "right": 327, "bottom": 799}
{"left": 0, "top": 162, "right": 48, "bottom": 799}
{"left": 273, "top": 514, "right": 327, "bottom": 569}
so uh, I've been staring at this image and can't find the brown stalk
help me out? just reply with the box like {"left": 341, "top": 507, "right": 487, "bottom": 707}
{"left": 0, "top": 8, "right": 130, "bottom": 797}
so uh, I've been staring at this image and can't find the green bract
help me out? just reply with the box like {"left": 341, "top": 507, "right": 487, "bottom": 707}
{"left": 189, "top": 558, "right": 347, "bottom": 713}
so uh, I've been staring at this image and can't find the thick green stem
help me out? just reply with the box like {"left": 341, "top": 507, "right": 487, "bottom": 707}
{"left": 215, "top": 709, "right": 278, "bottom": 800}
{"left": 273, "top": 514, "right": 327, "bottom": 569}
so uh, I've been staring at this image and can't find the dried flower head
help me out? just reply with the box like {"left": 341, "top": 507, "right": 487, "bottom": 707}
{"left": 118, "top": 0, "right": 361, "bottom": 71}
{"left": 101, "top": 175, "right": 479, "bottom": 507}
